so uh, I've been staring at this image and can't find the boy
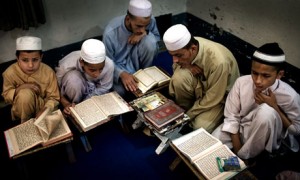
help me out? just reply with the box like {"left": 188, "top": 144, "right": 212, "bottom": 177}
{"left": 55, "top": 39, "right": 114, "bottom": 115}
{"left": 103, "top": 0, "right": 160, "bottom": 98}
{"left": 163, "top": 24, "right": 239, "bottom": 133}
{"left": 2, "top": 36, "right": 60, "bottom": 123}
{"left": 212, "top": 43, "right": 300, "bottom": 160}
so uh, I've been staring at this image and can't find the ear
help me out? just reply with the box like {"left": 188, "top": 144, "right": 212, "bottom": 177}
{"left": 79, "top": 59, "right": 85, "bottom": 67}
{"left": 276, "top": 70, "right": 284, "bottom": 79}
{"left": 125, "top": 15, "right": 131, "bottom": 29}
{"left": 125, "top": 15, "right": 131, "bottom": 23}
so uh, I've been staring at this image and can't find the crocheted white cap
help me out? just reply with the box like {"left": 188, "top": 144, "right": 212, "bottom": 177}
{"left": 128, "top": 0, "right": 152, "bottom": 17}
{"left": 80, "top": 39, "right": 106, "bottom": 64}
{"left": 16, "top": 36, "right": 42, "bottom": 50}
{"left": 163, "top": 24, "right": 191, "bottom": 51}
{"left": 253, "top": 43, "right": 285, "bottom": 63}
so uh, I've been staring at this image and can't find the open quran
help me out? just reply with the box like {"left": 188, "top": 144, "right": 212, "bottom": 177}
{"left": 70, "top": 91, "right": 133, "bottom": 132}
{"left": 4, "top": 108, "right": 73, "bottom": 158}
{"left": 172, "top": 128, "right": 247, "bottom": 180}
{"left": 133, "top": 66, "right": 170, "bottom": 97}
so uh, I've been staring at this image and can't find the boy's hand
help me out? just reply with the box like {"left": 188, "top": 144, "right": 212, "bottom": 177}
{"left": 16, "top": 82, "right": 41, "bottom": 95}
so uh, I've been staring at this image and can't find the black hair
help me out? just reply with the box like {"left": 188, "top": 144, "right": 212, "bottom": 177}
{"left": 183, "top": 36, "right": 199, "bottom": 49}
{"left": 252, "top": 43, "right": 286, "bottom": 72}
{"left": 16, "top": 50, "right": 43, "bottom": 57}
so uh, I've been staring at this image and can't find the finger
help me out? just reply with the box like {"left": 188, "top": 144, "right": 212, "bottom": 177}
{"left": 268, "top": 89, "right": 273, "bottom": 95}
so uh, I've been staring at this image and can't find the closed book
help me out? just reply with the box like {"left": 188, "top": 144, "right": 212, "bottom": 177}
{"left": 144, "top": 100, "right": 185, "bottom": 130}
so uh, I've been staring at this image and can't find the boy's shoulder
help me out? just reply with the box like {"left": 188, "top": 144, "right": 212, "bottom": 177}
{"left": 39, "top": 62, "right": 56, "bottom": 73}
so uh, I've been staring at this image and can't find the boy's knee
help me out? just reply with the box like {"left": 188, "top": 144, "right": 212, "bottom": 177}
{"left": 141, "top": 35, "right": 158, "bottom": 52}
{"left": 255, "top": 104, "right": 278, "bottom": 126}
{"left": 15, "top": 89, "right": 35, "bottom": 102}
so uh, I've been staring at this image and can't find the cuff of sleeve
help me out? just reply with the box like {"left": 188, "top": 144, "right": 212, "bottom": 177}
{"left": 114, "top": 68, "right": 124, "bottom": 84}
{"left": 7, "top": 89, "right": 16, "bottom": 103}
{"left": 222, "top": 122, "right": 239, "bottom": 134}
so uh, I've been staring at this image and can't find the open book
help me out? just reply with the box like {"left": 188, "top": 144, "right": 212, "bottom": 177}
{"left": 70, "top": 91, "right": 134, "bottom": 132}
{"left": 133, "top": 66, "right": 170, "bottom": 97}
{"left": 172, "top": 128, "right": 247, "bottom": 180}
{"left": 4, "top": 108, "right": 73, "bottom": 158}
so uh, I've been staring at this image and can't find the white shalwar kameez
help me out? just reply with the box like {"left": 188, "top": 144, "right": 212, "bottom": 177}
{"left": 212, "top": 75, "right": 300, "bottom": 159}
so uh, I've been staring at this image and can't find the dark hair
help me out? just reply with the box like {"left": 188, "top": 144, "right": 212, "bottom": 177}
{"left": 252, "top": 43, "right": 286, "bottom": 72}
{"left": 183, "top": 36, "right": 199, "bottom": 49}
{"left": 253, "top": 58, "right": 286, "bottom": 72}
{"left": 127, "top": 10, "right": 135, "bottom": 19}
{"left": 16, "top": 50, "right": 43, "bottom": 57}
{"left": 126, "top": 10, "right": 150, "bottom": 20}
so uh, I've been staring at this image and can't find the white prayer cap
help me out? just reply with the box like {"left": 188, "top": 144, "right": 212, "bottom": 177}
{"left": 163, "top": 24, "right": 191, "bottom": 51}
{"left": 128, "top": 0, "right": 152, "bottom": 17}
{"left": 16, "top": 36, "right": 42, "bottom": 51}
{"left": 253, "top": 43, "right": 285, "bottom": 63}
{"left": 80, "top": 39, "right": 106, "bottom": 64}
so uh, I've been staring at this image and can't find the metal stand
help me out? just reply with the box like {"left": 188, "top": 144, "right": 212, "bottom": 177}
{"left": 133, "top": 112, "right": 189, "bottom": 155}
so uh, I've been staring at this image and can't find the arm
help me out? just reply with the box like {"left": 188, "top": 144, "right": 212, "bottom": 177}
{"left": 42, "top": 69, "right": 60, "bottom": 112}
{"left": 102, "top": 30, "right": 124, "bottom": 84}
{"left": 60, "top": 95, "right": 75, "bottom": 115}
{"left": 2, "top": 67, "right": 19, "bottom": 104}
{"left": 85, "top": 59, "right": 115, "bottom": 97}
{"left": 2, "top": 66, "right": 41, "bottom": 104}
{"left": 102, "top": 27, "right": 139, "bottom": 91}
{"left": 147, "top": 16, "right": 161, "bottom": 42}
{"left": 231, "top": 132, "right": 243, "bottom": 155}
{"left": 182, "top": 64, "right": 203, "bottom": 76}
{"left": 127, "top": 16, "right": 160, "bottom": 45}
{"left": 222, "top": 80, "right": 244, "bottom": 153}
{"left": 119, "top": 71, "right": 138, "bottom": 92}
{"left": 255, "top": 89, "right": 300, "bottom": 135}
{"left": 186, "top": 64, "right": 228, "bottom": 119}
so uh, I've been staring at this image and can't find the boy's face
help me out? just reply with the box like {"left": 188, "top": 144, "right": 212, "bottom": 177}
{"left": 80, "top": 60, "right": 105, "bottom": 81}
{"left": 126, "top": 15, "right": 151, "bottom": 35}
{"left": 251, "top": 61, "right": 284, "bottom": 92}
{"left": 168, "top": 44, "right": 197, "bottom": 68}
{"left": 17, "top": 51, "right": 42, "bottom": 75}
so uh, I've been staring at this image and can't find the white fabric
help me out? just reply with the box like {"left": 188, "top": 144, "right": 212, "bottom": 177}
{"left": 56, "top": 51, "right": 114, "bottom": 101}
{"left": 128, "top": 0, "right": 152, "bottom": 17}
{"left": 16, "top": 36, "right": 42, "bottom": 50}
{"left": 163, "top": 24, "right": 191, "bottom": 51}
{"left": 212, "top": 75, "right": 300, "bottom": 159}
{"left": 102, "top": 15, "right": 160, "bottom": 97}
{"left": 80, "top": 39, "right": 106, "bottom": 64}
{"left": 253, "top": 51, "right": 285, "bottom": 63}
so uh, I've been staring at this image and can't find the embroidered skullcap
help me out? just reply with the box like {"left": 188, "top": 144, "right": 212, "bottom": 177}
{"left": 253, "top": 43, "right": 285, "bottom": 63}
{"left": 80, "top": 39, "right": 106, "bottom": 64}
{"left": 128, "top": 0, "right": 152, "bottom": 17}
{"left": 163, "top": 24, "right": 191, "bottom": 51}
{"left": 16, "top": 36, "right": 42, "bottom": 51}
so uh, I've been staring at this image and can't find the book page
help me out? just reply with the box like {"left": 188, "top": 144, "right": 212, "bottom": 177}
{"left": 144, "top": 66, "right": 170, "bottom": 86}
{"left": 92, "top": 91, "right": 133, "bottom": 117}
{"left": 134, "top": 69, "right": 157, "bottom": 93}
{"left": 4, "top": 119, "right": 43, "bottom": 158}
{"left": 42, "top": 110, "right": 73, "bottom": 146}
{"left": 172, "top": 128, "right": 222, "bottom": 161}
{"left": 70, "top": 98, "right": 107, "bottom": 130}
{"left": 44, "top": 110, "right": 63, "bottom": 136}
{"left": 193, "top": 144, "right": 246, "bottom": 180}
{"left": 34, "top": 107, "right": 52, "bottom": 141}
